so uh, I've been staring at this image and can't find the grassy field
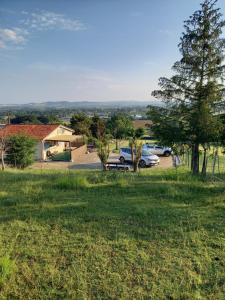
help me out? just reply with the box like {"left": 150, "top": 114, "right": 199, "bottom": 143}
{"left": 0, "top": 168, "right": 224, "bottom": 299}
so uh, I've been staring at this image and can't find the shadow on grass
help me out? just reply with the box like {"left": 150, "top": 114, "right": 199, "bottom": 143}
{"left": 0, "top": 169, "right": 224, "bottom": 242}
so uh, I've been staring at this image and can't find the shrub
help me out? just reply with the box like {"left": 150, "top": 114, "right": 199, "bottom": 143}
{"left": 6, "top": 134, "right": 36, "bottom": 169}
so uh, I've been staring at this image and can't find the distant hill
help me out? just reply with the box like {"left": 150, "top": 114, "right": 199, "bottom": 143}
{"left": 0, "top": 100, "right": 162, "bottom": 111}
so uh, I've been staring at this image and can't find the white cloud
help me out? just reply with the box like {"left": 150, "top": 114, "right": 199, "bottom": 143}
{"left": 0, "top": 27, "right": 28, "bottom": 48}
{"left": 22, "top": 10, "right": 86, "bottom": 31}
{"left": 0, "top": 10, "right": 85, "bottom": 51}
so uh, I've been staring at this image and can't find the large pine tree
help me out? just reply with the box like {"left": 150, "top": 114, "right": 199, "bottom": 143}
{"left": 151, "top": 0, "right": 225, "bottom": 174}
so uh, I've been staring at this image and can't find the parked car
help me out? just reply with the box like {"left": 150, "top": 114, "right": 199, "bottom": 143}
{"left": 119, "top": 147, "right": 160, "bottom": 168}
{"left": 141, "top": 136, "right": 155, "bottom": 141}
{"left": 142, "top": 144, "right": 172, "bottom": 157}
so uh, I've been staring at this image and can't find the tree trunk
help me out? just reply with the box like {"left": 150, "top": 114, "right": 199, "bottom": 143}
{"left": 187, "top": 149, "right": 190, "bottom": 168}
{"left": 102, "top": 162, "right": 107, "bottom": 171}
{"left": 131, "top": 143, "right": 134, "bottom": 171}
{"left": 1, "top": 150, "right": 5, "bottom": 171}
{"left": 133, "top": 160, "right": 138, "bottom": 172}
{"left": 116, "top": 139, "right": 118, "bottom": 150}
{"left": 212, "top": 149, "right": 218, "bottom": 176}
{"left": 201, "top": 148, "right": 207, "bottom": 176}
{"left": 192, "top": 143, "right": 199, "bottom": 175}
{"left": 191, "top": 145, "right": 194, "bottom": 171}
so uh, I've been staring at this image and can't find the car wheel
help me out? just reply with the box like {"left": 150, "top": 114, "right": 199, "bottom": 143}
{"left": 139, "top": 160, "right": 146, "bottom": 168}
{"left": 164, "top": 151, "right": 171, "bottom": 157}
{"left": 119, "top": 157, "right": 125, "bottom": 164}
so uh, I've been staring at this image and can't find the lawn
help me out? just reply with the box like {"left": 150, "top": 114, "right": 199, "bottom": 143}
{"left": 0, "top": 168, "right": 224, "bottom": 299}
{"left": 51, "top": 150, "right": 71, "bottom": 162}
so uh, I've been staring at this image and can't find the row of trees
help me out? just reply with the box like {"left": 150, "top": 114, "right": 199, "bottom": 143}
{"left": 149, "top": 0, "right": 225, "bottom": 175}
{"left": 10, "top": 114, "right": 60, "bottom": 125}
{"left": 70, "top": 113, "right": 145, "bottom": 171}
{"left": 70, "top": 113, "right": 144, "bottom": 145}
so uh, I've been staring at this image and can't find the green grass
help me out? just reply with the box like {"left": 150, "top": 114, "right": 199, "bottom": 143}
{"left": 183, "top": 152, "right": 225, "bottom": 174}
{"left": 0, "top": 168, "right": 224, "bottom": 299}
{"left": 51, "top": 150, "right": 71, "bottom": 161}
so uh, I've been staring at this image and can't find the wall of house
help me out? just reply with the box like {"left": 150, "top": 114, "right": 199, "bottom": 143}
{"left": 70, "top": 145, "right": 87, "bottom": 162}
{"left": 44, "top": 141, "right": 66, "bottom": 159}
{"left": 42, "top": 126, "right": 73, "bottom": 160}
{"left": 45, "top": 126, "right": 73, "bottom": 140}
{"left": 35, "top": 142, "right": 43, "bottom": 160}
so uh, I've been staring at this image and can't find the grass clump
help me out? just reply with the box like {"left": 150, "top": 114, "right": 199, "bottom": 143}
{"left": 54, "top": 174, "right": 89, "bottom": 190}
{"left": 0, "top": 256, "right": 16, "bottom": 286}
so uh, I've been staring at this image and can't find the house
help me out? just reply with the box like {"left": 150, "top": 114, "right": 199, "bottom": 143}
{"left": 0, "top": 124, "right": 86, "bottom": 161}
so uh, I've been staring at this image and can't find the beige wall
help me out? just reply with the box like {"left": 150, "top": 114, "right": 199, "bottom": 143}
{"left": 71, "top": 145, "right": 87, "bottom": 162}
{"left": 41, "top": 126, "right": 73, "bottom": 160}
{"left": 45, "top": 126, "right": 73, "bottom": 140}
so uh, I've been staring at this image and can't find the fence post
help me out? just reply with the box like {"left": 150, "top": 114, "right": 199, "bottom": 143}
{"left": 212, "top": 149, "right": 218, "bottom": 176}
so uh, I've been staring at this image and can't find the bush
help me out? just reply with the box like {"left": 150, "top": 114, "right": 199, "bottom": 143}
{"left": 6, "top": 134, "right": 36, "bottom": 169}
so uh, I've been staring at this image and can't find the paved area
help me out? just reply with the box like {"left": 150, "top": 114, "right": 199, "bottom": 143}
{"left": 31, "top": 152, "right": 173, "bottom": 170}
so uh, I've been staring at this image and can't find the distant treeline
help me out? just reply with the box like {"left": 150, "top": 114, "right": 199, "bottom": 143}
{"left": 10, "top": 114, "right": 61, "bottom": 125}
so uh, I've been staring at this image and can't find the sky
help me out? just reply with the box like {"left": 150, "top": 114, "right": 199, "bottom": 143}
{"left": 1, "top": 0, "right": 225, "bottom": 105}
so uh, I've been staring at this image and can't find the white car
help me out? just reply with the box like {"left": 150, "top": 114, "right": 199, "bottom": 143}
{"left": 142, "top": 144, "right": 172, "bottom": 157}
{"left": 119, "top": 147, "right": 160, "bottom": 168}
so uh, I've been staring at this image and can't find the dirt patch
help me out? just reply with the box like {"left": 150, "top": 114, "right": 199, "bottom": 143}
{"left": 31, "top": 152, "right": 173, "bottom": 170}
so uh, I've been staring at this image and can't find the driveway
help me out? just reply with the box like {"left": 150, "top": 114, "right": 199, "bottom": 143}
{"left": 31, "top": 152, "right": 173, "bottom": 170}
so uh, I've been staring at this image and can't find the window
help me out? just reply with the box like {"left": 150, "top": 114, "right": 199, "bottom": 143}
{"left": 142, "top": 150, "right": 151, "bottom": 156}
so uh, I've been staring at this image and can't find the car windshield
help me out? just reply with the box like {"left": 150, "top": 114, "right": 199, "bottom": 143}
{"left": 142, "top": 149, "right": 152, "bottom": 156}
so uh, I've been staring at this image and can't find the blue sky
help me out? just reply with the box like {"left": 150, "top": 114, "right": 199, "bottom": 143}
{"left": 1, "top": 0, "right": 225, "bottom": 104}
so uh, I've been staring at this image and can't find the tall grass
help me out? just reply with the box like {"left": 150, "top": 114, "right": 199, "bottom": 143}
{"left": 0, "top": 168, "right": 224, "bottom": 299}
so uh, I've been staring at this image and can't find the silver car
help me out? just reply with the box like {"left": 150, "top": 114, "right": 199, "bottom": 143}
{"left": 142, "top": 144, "right": 172, "bottom": 156}
{"left": 119, "top": 147, "right": 160, "bottom": 168}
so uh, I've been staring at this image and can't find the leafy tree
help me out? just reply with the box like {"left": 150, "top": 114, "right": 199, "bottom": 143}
{"left": 70, "top": 113, "right": 91, "bottom": 136}
{"left": 151, "top": 0, "right": 225, "bottom": 175}
{"left": 147, "top": 106, "right": 188, "bottom": 148}
{"left": 96, "top": 135, "right": 111, "bottom": 171}
{"left": 134, "top": 127, "right": 145, "bottom": 139}
{"left": 6, "top": 134, "right": 36, "bottom": 169}
{"left": 129, "top": 128, "right": 144, "bottom": 172}
{"left": 90, "top": 115, "right": 106, "bottom": 140}
{"left": 107, "top": 114, "right": 134, "bottom": 149}
{"left": 133, "top": 141, "right": 143, "bottom": 173}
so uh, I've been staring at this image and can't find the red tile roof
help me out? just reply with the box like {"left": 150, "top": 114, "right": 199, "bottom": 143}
{"left": 0, "top": 124, "right": 59, "bottom": 140}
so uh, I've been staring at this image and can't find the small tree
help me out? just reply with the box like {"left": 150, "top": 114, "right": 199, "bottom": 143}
{"left": 107, "top": 114, "right": 134, "bottom": 149}
{"left": 96, "top": 135, "right": 111, "bottom": 171}
{"left": 129, "top": 128, "right": 144, "bottom": 172}
{"left": 6, "top": 134, "right": 36, "bottom": 169}
{"left": 133, "top": 141, "right": 143, "bottom": 173}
